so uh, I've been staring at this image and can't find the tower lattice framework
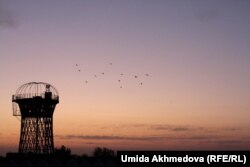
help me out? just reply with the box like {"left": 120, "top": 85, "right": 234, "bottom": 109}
{"left": 12, "top": 82, "right": 59, "bottom": 154}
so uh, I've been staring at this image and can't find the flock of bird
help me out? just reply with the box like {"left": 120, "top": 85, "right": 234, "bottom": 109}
{"left": 75, "top": 63, "right": 150, "bottom": 88}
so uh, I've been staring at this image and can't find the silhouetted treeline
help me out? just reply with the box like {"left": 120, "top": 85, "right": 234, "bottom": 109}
{"left": 0, "top": 146, "right": 117, "bottom": 167}
{"left": 93, "top": 147, "right": 115, "bottom": 158}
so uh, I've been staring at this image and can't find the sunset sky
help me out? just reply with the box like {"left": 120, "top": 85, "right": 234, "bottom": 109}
{"left": 0, "top": 0, "right": 250, "bottom": 155}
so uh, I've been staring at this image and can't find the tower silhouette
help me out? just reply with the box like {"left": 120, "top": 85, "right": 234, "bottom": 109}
{"left": 12, "top": 82, "right": 59, "bottom": 154}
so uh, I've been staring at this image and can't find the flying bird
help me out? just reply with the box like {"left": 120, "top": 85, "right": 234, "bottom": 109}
{"left": 145, "top": 73, "right": 149, "bottom": 77}
{"left": 109, "top": 62, "right": 113, "bottom": 65}
{"left": 78, "top": 69, "right": 81, "bottom": 72}
{"left": 85, "top": 81, "right": 88, "bottom": 84}
{"left": 118, "top": 80, "right": 121, "bottom": 82}
{"left": 120, "top": 73, "right": 124, "bottom": 76}
{"left": 134, "top": 75, "right": 138, "bottom": 79}
{"left": 140, "top": 82, "right": 143, "bottom": 85}
{"left": 76, "top": 64, "right": 78, "bottom": 66}
{"left": 101, "top": 72, "right": 105, "bottom": 75}
{"left": 94, "top": 74, "right": 97, "bottom": 77}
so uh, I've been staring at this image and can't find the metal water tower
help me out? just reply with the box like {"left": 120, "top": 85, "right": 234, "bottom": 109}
{"left": 12, "top": 82, "right": 59, "bottom": 154}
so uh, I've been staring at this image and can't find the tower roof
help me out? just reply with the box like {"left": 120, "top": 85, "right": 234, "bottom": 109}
{"left": 14, "top": 82, "right": 59, "bottom": 99}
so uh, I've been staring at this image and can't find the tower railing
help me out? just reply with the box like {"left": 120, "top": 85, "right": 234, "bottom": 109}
{"left": 12, "top": 93, "right": 59, "bottom": 101}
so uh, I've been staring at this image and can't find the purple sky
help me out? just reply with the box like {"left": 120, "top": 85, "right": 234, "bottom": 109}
{"left": 0, "top": 0, "right": 250, "bottom": 155}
